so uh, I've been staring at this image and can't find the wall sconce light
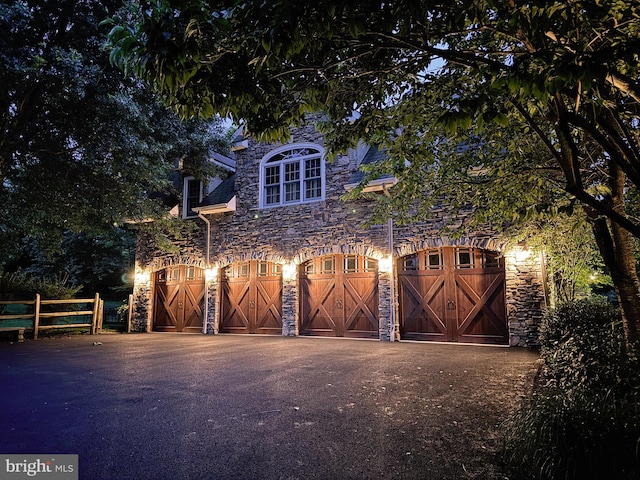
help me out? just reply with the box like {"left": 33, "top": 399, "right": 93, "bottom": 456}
{"left": 513, "top": 244, "right": 531, "bottom": 263}
{"left": 378, "top": 255, "right": 393, "bottom": 273}
{"left": 282, "top": 262, "right": 297, "bottom": 281}
{"left": 205, "top": 266, "right": 219, "bottom": 282}
{"left": 134, "top": 270, "right": 150, "bottom": 284}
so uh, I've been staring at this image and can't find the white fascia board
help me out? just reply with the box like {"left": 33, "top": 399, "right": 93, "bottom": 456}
{"left": 231, "top": 139, "right": 249, "bottom": 151}
{"left": 168, "top": 204, "right": 180, "bottom": 216}
{"left": 192, "top": 195, "right": 237, "bottom": 214}
{"left": 343, "top": 177, "right": 399, "bottom": 193}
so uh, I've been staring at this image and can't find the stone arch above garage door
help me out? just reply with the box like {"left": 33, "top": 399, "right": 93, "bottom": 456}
{"left": 394, "top": 236, "right": 505, "bottom": 258}
{"left": 146, "top": 255, "right": 207, "bottom": 273}
{"left": 299, "top": 254, "right": 379, "bottom": 338}
{"left": 398, "top": 247, "right": 508, "bottom": 344}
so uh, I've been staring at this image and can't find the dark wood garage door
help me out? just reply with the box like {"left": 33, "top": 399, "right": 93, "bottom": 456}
{"left": 299, "top": 255, "right": 379, "bottom": 338}
{"left": 219, "top": 261, "right": 283, "bottom": 334}
{"left": 398, "top": 247, "right": 507, "bottom": 344}
{"left": 153, "top": 265, "right": 204, "bottom": 333}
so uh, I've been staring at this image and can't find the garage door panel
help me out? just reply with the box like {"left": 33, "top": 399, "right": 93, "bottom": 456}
{"left": 182, "top": 282, "right": 205, "bottom": 333}
{"left": 398, "top": 248, "right": 507, "bottom": 344}
{"left": 153, "top": 286, "right": 176, "bottom": 331}
{"left": 343, "top": 276, "right": 378, "bottom": 335}
{"left": 301, "top": 314, "right": 337, "bottom": 335}
{"left": 299, "top": 277, "right": 338, "bottom": 334}
{"left": 300, "top": 255, "right": 379, "bottom": 338}
{"left": 255, "top": 277, "right": 283, "bottom": 334}
{"left": 219, "top": 261, "right": 283, "bottom": 334}
{"left": 403, "top": 317, "right": 448, "bottom": 341}
{"left": 398, "top": 273, "right": 447, "bottom": 339}
{"left": 153, "top": 266, "right": 204, "bottom": 333}
{"left": 454, "top": 271, "right": 507, "bottom": 342}
{"left": 302, "top": 277, "right": 336, "bottom": 314}
{"left": 220, "top": 281, "right": 251, "bottom": 332}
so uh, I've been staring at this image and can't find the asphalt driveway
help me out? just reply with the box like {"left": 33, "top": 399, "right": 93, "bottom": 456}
{"left": 0, "top": 334, "right": 539, "bottom": 480}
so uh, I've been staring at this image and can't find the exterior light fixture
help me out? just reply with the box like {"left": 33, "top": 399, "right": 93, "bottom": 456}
{"left": 205, "top": 266, "right": 219, "bottom": 282}
{"left": 134, "top": 270, "right": 150, "bottom": 284}
{"left": 378, "top": 255, "right": 393, "bottom": 273}
{"left": 513, "top": 244, "right": 531, "bottom": 263}
{"left": 282, "top": 262, "right": 297, "bottom": 280}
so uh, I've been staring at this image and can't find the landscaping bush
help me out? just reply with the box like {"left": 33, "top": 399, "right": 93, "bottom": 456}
{"left": 501, "top": 299, "right": 640, "bottom": 480}
{"left": 0, "top": 271, "right": 81, "bottom": 300}
{"left": 539, "top": 299, "right": 638, "bottom": 395}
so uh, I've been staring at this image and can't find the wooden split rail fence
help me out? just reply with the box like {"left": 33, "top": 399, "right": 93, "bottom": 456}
{"left": 0, "top": 293, "right": 134, "bottom": 342}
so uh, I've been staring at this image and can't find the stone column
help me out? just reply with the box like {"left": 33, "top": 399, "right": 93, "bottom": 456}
{"left": 378, "top": 270, "right": 393, "bottom": 341}
{"left": 282, "top": 273, "right": 298, "bottom": 336}
{"left": 206, "top": 275, "right": 219, "bottom": 334}
{"left": 131, "top": 280, "right": 152, "bottom": 333}
{"left": 504, "top": 246, "right": 547, "bottom": 347}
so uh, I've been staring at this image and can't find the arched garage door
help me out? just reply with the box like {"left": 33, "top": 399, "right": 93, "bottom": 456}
{"left": 219, "top": 261, "right": 283, "bottom": 334}
{"left": 299, "top": 255, "right": 379, "bottom": 338}
{"left": 153, "top": 265, "right": 204, "bottom": 333}
{"left": 398, "top": 247, "right": 507, "bottom": 344}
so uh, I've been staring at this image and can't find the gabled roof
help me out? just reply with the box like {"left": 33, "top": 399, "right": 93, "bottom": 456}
{"left": 193, "top": 174, "right": 237, "bottom": 214}
{"left": 211, "top": 153, "right": 236, "bottom": 171}
{"left": 344, "top": 145, "right": 398, "bottom": 193}
{"left": 231, "top": 126, "right": 249, "bottom": 152}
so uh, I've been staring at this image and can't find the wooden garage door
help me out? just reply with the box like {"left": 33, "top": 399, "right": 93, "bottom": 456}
{"left": 299, "top": 255, "right": 379, "bottom": 338}
{"left": 398, "top": 247, "right": 507, "bottom": 344}
{"left": 219, "top": 261, "right": 283, "bottom": 334}
{"left": 153, "top": 265, "right": 204, "bottom": 333}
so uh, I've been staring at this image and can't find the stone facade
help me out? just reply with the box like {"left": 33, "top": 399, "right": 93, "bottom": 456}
{"left": 133, "top": 122, "right": 546, "bottom": 346}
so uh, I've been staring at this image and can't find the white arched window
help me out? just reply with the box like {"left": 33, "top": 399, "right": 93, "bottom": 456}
{"left": 260, "top": 144, "right": 325, "bottom": 208}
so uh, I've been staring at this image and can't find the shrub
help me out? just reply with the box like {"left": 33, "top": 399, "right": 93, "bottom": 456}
{"left": 0, "top": 271, "right": 81, "bottom": 300}
{"left": 501, "top": 299, "right": 640, "bottom": 480}
{"left": 538, "top": 299, "right": 637, "bottom": 395}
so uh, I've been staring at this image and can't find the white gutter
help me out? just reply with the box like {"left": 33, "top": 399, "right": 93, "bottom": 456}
{"left": 388, "top": 217, "right": 396, "bottom": 341}
{"left": 198, "top": 212, "right": 211, "bottom": 335}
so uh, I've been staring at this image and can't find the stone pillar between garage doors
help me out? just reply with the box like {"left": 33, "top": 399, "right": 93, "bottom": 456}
{"left": 378, "top": 270, "right": 394, "bottom": 341}
{"left": 282, "top": 275, "right": 298, "bottom": 336}
{"left": 205, "top": 279, "right": 218, "bottom": 334}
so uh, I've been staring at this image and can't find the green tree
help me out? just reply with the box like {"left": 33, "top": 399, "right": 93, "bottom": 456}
{"left": 6, "top": 229, "right": 137, "bottom": 297}
{"left": 523, "top": 215, "right": 612, "bottom": 305}
{"left": 0, "top": 0, "right": 228, "bottom": 268}
{"left": 106, "top": 0, "right": 640, "bottom": 345}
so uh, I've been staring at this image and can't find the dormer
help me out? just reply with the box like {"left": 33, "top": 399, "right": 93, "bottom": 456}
{"left": 176, "top": 151, "right": 237, "bottom": 218}
{"left": 343, "top": 144, "right": 399, "bottom": 194}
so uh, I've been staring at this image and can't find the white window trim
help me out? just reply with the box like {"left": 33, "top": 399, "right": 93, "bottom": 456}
{"left": 182, "top": 176, "right": 203, "bottom": 219}
{"left": 259, "top": 143, "right": 325, "bottom": 209}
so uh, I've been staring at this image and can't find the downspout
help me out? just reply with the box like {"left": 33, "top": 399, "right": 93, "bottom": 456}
{"left": 388, "top": 217, "right": 396, "bottom": 341}
{"left": 382, "top": 183, "right": 396, "bottom": 341}
{"left": 198, "top": 212, "right": 211, "bottom": 335}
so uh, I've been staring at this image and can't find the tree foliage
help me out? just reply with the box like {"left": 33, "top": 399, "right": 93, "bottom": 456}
{"left": 5, "top": 229, "right": 138, "bottom": 297}
{"left": 522, "top": 214, "right": 613, "bottom": 305}
{"left": 105, "top": 0, "right": 640, "bottom": 344}
{"left": 0, "top": 0, "right": 229, "bottom": 268}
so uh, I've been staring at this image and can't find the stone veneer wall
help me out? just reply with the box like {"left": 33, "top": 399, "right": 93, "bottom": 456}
{"left": 133, "top": 121, "right": 546, "bottom": 345}
{"left": 132, "top": 226, "right": 207, "bottom": 333}
{"left": 504, "top": 248, "right": 547, "bottom": 347}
